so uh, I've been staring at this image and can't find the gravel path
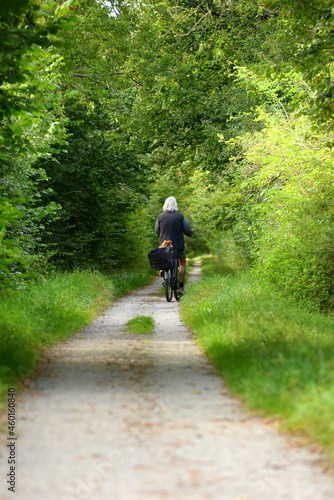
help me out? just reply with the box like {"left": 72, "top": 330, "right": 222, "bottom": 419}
{"left": 1, "top": 261, "right": 334, "bottom": 500}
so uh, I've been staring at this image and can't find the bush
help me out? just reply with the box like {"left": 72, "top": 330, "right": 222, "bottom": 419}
{"left": 239, "top": 114, "right": 334, "bottom": 310}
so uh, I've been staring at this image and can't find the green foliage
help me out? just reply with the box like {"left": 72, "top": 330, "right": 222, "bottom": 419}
{"left": 181, "top": 268, "right": 334, "bottom": 463}
{"left": 237, "top": 113, "right": 334, "bottom": 310}
{"left": 261, "top": 0, "right": 334, "bottom": 125}
{"left": 0, "top": 2, "right": 75, "bottom": 290}
{"left": 37, "top": 94, "right": 151, "bottom": 270}
{"left": 1, "top": 0, "right": 334, "bottom": 312}
{"left": 27, "top": 0, "right": 154, "bottom": 272}
{"left": 0, "top": 192, "right": 61, "bottom": 290}
{"left": 0, "top": 0, "right": 76, "bottom": 148}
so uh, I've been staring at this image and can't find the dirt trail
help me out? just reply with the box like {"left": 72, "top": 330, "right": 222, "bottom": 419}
{"left": 1, "top": 261, "right": 334, "bottom": 500}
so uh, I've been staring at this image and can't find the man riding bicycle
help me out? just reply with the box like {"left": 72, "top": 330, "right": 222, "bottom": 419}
{"left": 155, "top": 196, "right": 193, "bottom": 295}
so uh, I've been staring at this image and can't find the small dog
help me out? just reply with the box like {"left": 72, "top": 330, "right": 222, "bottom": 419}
{"left": 158, "top": 240, "right": 172, "bottom": 277}
{"left": 159, "top": 240, "right": 172, "bottom": 248}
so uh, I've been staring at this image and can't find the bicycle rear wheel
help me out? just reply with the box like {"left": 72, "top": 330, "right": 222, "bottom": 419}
{"left": 164, "top": 269, "right": 173, "bottom": 302}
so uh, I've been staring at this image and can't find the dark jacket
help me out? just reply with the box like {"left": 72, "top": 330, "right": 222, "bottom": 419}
{"left": 155, "top": 210, "right": 193, "bottom": 249}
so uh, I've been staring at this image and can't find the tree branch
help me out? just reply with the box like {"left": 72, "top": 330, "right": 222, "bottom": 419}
{"left": 71, "top": 71, "right": 136, "bottom": 78}
{"left": 109, "top": 71, "right": 136, "bottom": 75}
{"left": 130, "top": 76, "right": 142, "bottom": 86}
{"left": 252, "top": 1, "right": 279, "bottom": 17}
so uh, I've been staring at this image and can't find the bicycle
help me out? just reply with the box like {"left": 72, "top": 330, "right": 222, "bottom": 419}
{"left": 148, "top": 247, "right": 181, "bottom": 302}
{"left": 162, "top": 250, "right": 181, "bottom": 302}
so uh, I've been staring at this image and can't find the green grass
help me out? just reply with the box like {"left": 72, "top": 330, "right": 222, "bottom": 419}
{"left": 199, "top": 253, "right": 245, "bottom": 276}
{"left": 125, "top": 315, "right": 155, "bottom": 335}
{"left": 0, "top": 267, "right": 152, "bottom": 407}
{"left": 181, "top": 256, "right": 334, "bottom": 466}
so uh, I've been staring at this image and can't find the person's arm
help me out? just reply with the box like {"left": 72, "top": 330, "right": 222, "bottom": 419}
{"left": 154, "top": 217, "right": 160, "bottom": 236}
{"left": 183, "top": 217, "right": 193, "bottom": 237}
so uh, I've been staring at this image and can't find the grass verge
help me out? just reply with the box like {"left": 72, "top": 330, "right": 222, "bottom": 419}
{"left": 125, "top": 315, "right": 155, "bottom": 335}
{"left": 0, "top": 267, "right": 153, "bottom": 407}
{"left": 181, "top": 257, "right": 334, "bottom": 466}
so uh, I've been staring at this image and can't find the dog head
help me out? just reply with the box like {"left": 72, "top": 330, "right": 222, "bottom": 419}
{"left": 159, "top": 240, "right": 172, "bottom": 248}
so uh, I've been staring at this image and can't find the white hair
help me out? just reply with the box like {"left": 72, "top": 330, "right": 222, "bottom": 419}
{"left": 163, "top": 196, "right": 178, "bottom": 212}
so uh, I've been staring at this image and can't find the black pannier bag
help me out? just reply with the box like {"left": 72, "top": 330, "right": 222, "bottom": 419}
{"left": 148, "top": 247, "right": 173, "bottom": 271}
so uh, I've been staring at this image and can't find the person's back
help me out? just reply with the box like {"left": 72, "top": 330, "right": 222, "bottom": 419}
{"left": 155, "top": 196, "right": 193, "bottom": 294}
{"left": 156, "top": 210, "right": 189, "bottom": 249}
